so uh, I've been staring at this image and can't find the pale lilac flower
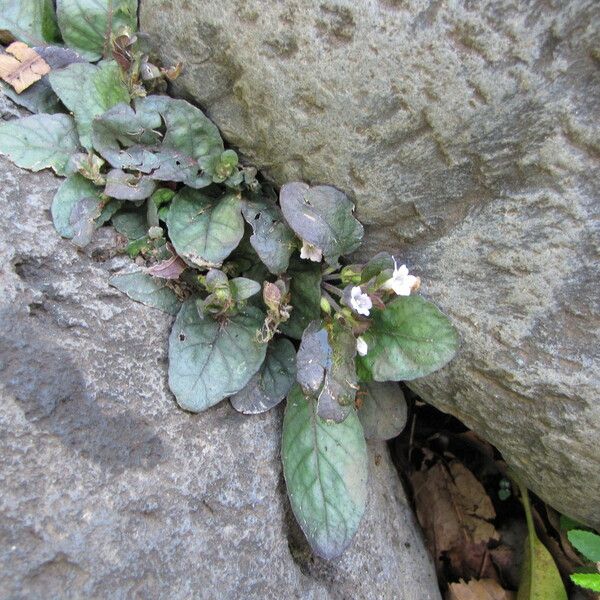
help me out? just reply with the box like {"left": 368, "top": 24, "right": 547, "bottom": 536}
{"left": 356, "top": 336, "right": 368, "bottom": 356}
{"left": 381, "top": 257, "right": 419, "bottom": 296}
{"left": 350, "top": 286, "right": 372, "bottom": 316}
{"left": 300, "top": 240, "right": 322, "bottom": 262}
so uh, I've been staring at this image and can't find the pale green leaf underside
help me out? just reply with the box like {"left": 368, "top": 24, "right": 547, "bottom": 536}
{"left": 0, "top": 114, "right": 80, "bottom": 175}
{"left": 52, "top": 174, "right": 105, "bottom": 238}
{"left": 167, "top": 188, "right": 244, "bottom": 268}
{"left": 358, "top": 295, "right": 459, "bottom": 382}
{"left": 56, "top": 0, "right": 137, "bottom": 61}
{"left": 109, "top": 270, "right": 181, "bottom": 315}
{"left": 570, "top": 573, "right": 600, "bottom": 592}
{"left": 49, "top": 60, "right": 130, "bottom": 149}
{"left": 168, "top": 300, "right": 267, "bottom": 412}
{"left": 517, "top": 535, "right": 567, "bottom": 600}
{"left": 230, "top": 337, "right": 296, "bottom": 414}
{"left": 282, "top": 385, "right": 368, "bottom": 559}
{"left": 0, "top": 0, "right": 59, "bottom": 45}
{"left": 358, "top": 381, "right": 407, "bottom": 441}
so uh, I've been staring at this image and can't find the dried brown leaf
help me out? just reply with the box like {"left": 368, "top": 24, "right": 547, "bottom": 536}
{"left": 411, "top": 460, "right": 500, "bottom": 580}
{"left": 0, "top": 42, "right": 50, "bottom": 93}
{"left": 447, "top": 578, "right": 516, "bottom": 600}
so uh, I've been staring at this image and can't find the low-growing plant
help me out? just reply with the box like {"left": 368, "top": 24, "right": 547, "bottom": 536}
{"left": 0, "top": 0, "right": 459, "bottom": 559}
{"left": 564, "top": 520, "right": 600, "bottom": 593}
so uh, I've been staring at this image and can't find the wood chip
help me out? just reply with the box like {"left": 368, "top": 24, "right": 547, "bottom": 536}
{"left": 0, "top": 42, "right": 51, "bottom": 93}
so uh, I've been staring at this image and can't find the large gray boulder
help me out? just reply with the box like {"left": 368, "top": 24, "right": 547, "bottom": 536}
{"left": 140, "top": 0, "right": 600, "bottom": 527}
{"left": 0, "top": 146, "right": 440, "bottom": 597}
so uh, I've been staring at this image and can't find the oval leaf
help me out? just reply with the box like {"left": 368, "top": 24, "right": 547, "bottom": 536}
{"left": 242, "top": 197, "right": 296, "bottom": 274}
{"left": 167, "top": 188, "right": 244, "bottom": 268}
{"left": 49, "top": 60, "right": 130, "bottom": 149}
{"left": 56, "top": 0, "right": 137, "bottom": 61}
{"left": 230, "top": 338, "right": 297, "bottom": 414}
{"left": 0, "top": 113, "right": 79, "bottom": 174}
{"left": 279, "top": 182, "right": 363, "bottom": 266}
{"left": 0, "top": 0, "right": 60, "bottom": 45}
{"left": 570, "top": 573, "right": 600, "bottom": 592}
{"left": 358, "top": 381, "right": 407, "bottom": 440}
{"left": 567, "top": 530, "right": 600, "bottom": 562}
{"left": 109, "top": 270, "right": 181, "bottom": 315}
{"left": 168, "top": 300, "right": 267, "bottom": 412}
{"left": 104, "top": 168, "right": 156, "bottom": 201}
{"left": 282, "top": 385, "right": 368, "bottom": 559}
{"left": 517, "top": 535, "right": 567, "bottom": 600}
{"left": 358, "top": 295, "right": 459, "bottom": 381}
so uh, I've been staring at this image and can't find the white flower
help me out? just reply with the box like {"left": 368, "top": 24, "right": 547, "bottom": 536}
{"left": 381, "top": 257, "right": 419, "bottom": 296}
{"left": 356, "top": 336, "right": 368, "bottom": 356}
{"left": 300, "top": 240, "right": 322, "bottom": 262}
{"left": 350, "top": 286, "right": 372, "bottom": 316}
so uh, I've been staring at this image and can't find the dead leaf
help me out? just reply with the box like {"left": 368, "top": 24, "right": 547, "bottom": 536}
{"left": 447, "top": 578, "right": 516, "bottom": 600}
{"left": 0, "top": 42, "right": 50, "bottom": 93}
{"left": 146, "top": 254, "right": 187, "bottom": 280}
{"left": 411, "top": 460, "right": 500, "bottom": 580}
{"left": 161, "top": 61, "right": 183, "bottom": 81}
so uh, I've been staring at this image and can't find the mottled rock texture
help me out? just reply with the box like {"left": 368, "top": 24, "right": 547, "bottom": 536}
{"left": 0, "top": 143, "right": 440, "bottom": 596}
{"left": 140, "top": 0, "right": 600, "bottom": 527}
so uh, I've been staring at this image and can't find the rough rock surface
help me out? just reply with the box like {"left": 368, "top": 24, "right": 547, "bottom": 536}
{"left": 140, "top": 0, "right": 600, "bottom": 527}
{"left": 0, "top": 141, "right": 440, "bottom": 597}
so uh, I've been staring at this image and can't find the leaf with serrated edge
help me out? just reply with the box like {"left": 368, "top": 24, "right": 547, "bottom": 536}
{"left": 358, "top": 381, "right": 407, "bottom": 440}
{"left": 92, "top": 96, "right": 224, "bottom": 188}
{"left": 567, "top": 530, "right": 600, "bottom": 562}
{"left": 231, "top": 338, "right": 296, "bottom": 414}
{"left": 242, "top": 197, "right": 296, "bottom": 274}
{"left": 169, "top": 300, "right": 267, "bottom": 412}
{"left": 0, "top": 0, "right": 59, "bottom": 45}
{"left": 49, "top": 61, "right": 130, "bottom": 149}
{"left": 280, "top": 182, "right": 363, "bottom": 266}
{"left": 0, "top": 113, "right": 79, "bottom": 175}
{"left": 56, "top": 0, "right": 137, "bottom": 61}
{"left": 109, "top": 271, "right": 181, "bottom": 315}
{"left": 280, "top": 255, "right": 322, "bottom": 339}
{"left": 570, "top": 573, "right": 600, "bottom": 592}
{"left": 358, "top": 295, "right": 459, "bottom": 382}
{"left": 52, "top": 174, "right": 104, "bottom": 238}
{"left": 167, "top": 188, "right": 244, "bottom": 268}
{"left": 282, "top": 385, "right": 368, "bottom": 559}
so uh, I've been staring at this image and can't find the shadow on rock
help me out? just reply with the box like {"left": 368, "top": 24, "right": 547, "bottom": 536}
{"left": 0, "top": 313, "right": 166, "bottom": 475}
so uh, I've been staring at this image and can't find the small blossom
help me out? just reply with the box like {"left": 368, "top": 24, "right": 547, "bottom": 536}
{"left": 382, "top": 257, "right": 419, "bottom": 296}
{"left": 356, "top": 336, "right": 368, "bottom": 356}
{"left": 300, "top": 240, "right": 322, "bottom": 262}
{"left": 350, "top": 286, "right": 372, "bottom": 316}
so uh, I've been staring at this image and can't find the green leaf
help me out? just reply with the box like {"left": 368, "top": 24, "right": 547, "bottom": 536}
{"left": 0, "top": 114, "right": 80, "bottom": 175}
{"left": 0, "top": 0, "right": 60, "bottom": 45}
{"left": 282, "top": 385, "right": 368, "bottom": 559}
{"left": 104, "top": 169, "right": 156, "bottom": 201}
{"left": 358, "top": 382, "right": 407, "bottom": 440}
{"left": 109, "top": 271, "right": 181, "bottom": 315}
{"left": 52, "top": 174, "right": 104, "bottom": 238}
{"left": 242, "top": 197, "right": 296, "bottom": 274}
{"left": 49, "top": 60, "right": 130, "bottom": 149}
{"left": 280, "top": 256, "right": 322, "bottom": 339}
{"left": 229, "top": 277, "right": 261, "bottom": 301}
{"left": 570, "top": 572, "right": 600, "bottom": 592}
{"left": 168, "top": 300, "right": 267, "bottom": 412}
{"left": 296, "top": 321, "right": 331, "bottom": 395}
{"left": 360, "top": 252, "right": 395, "bottom": 283}
{"left": 111, "top": 206, "right": 148, "bottom": 240}
{"left": 357, "top": 295, "right": 459, "bottom": 382}
{"left": 230, "top": 338, "right": 297, "bottom": 414}
{"left": 92, "top": 96, "right": 224, "bottom": 188}
{"left": 567, "top": 530, "right": 600, "bottom": 562}
{"left": 279, "top": 182, "right": 363, "bottom": 266}
{"left": 56, "top": 0, "right": 137, "bottom": 61}
{"left": 167, "top": 188, "right": 244, "bottom": 268}
{"left": 559, "top": 515, "right": 585, "bottom": 531}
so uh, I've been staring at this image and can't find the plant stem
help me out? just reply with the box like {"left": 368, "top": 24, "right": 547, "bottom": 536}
{"left": 322, "top": 273, "right": 341, "bottom": 281}
{"left": 322, "top": 282, "right": 343, "bottom": 296}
